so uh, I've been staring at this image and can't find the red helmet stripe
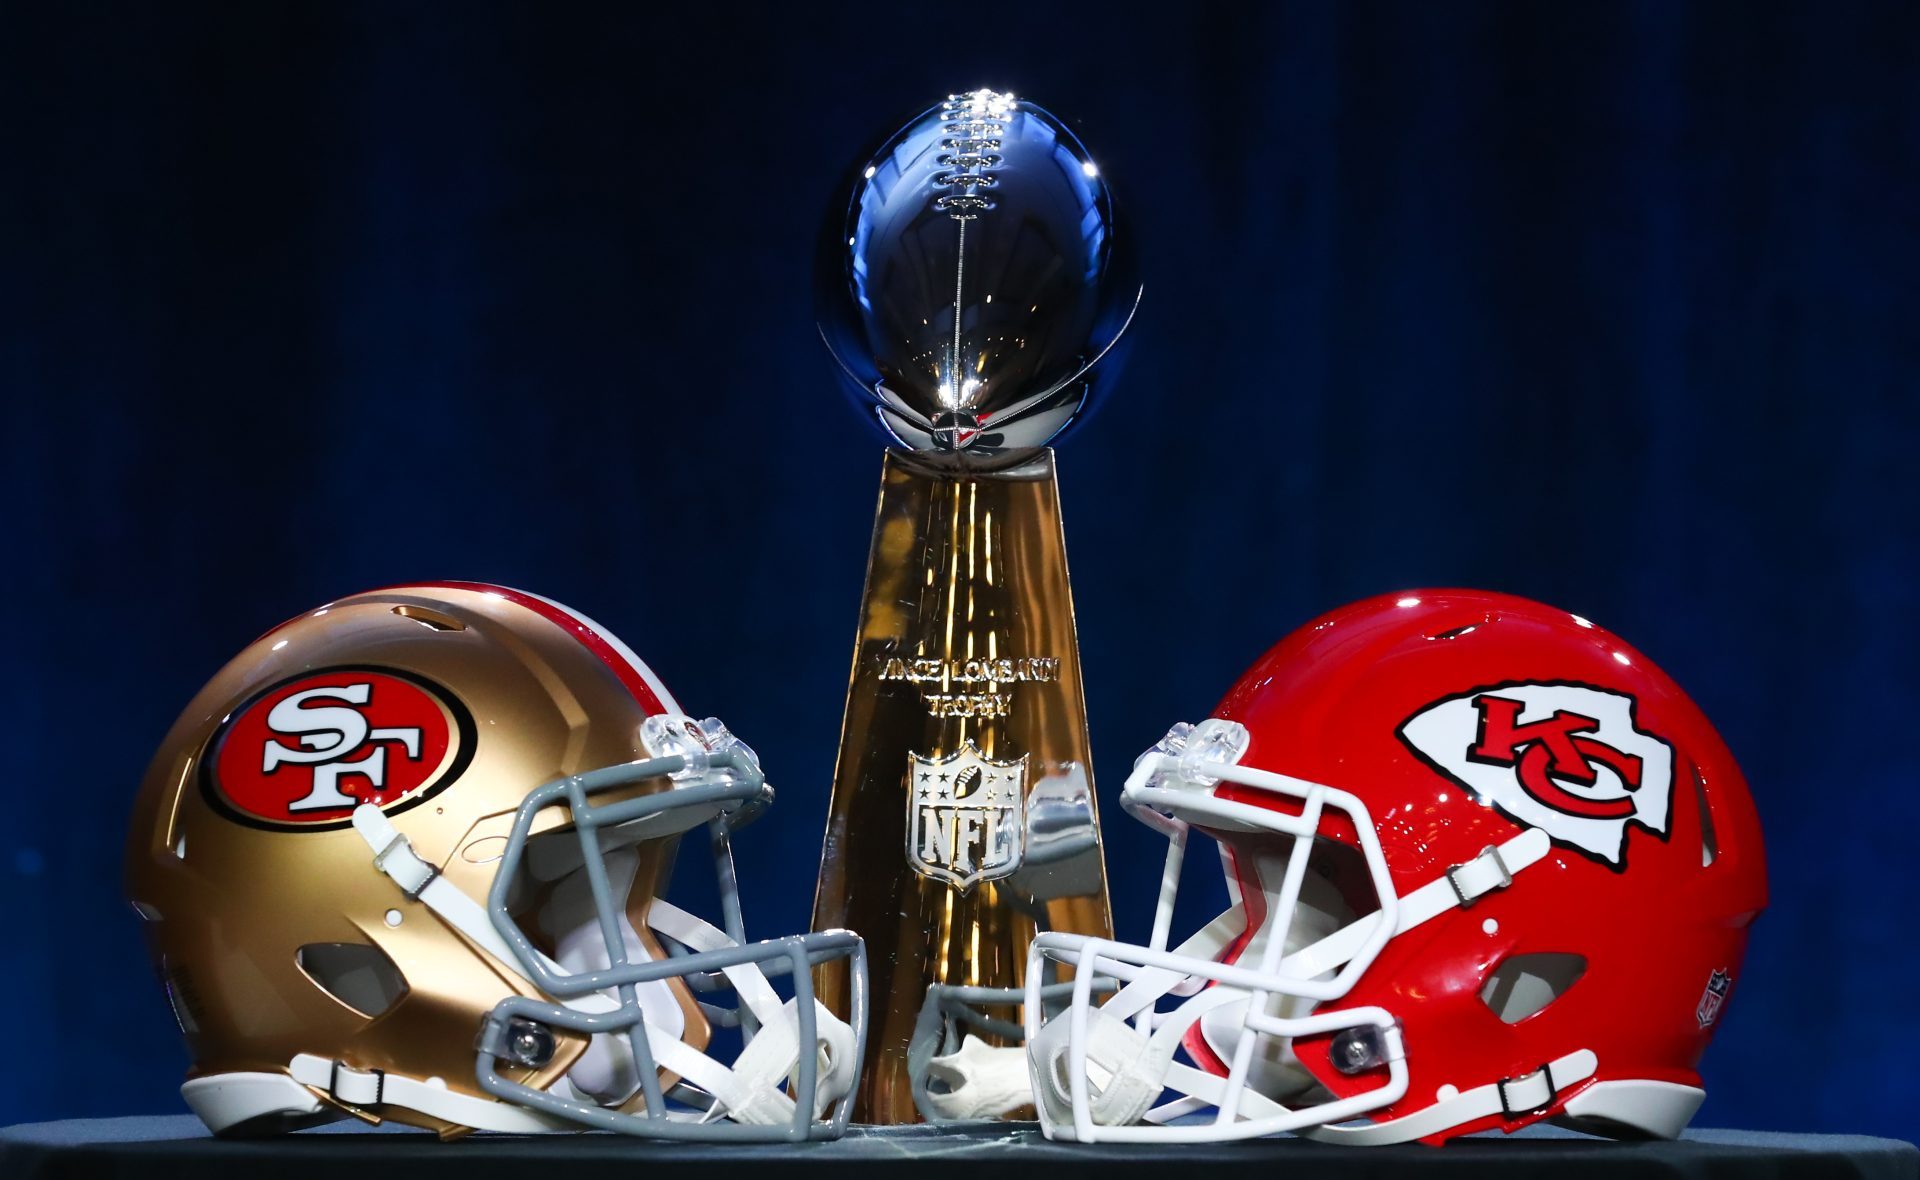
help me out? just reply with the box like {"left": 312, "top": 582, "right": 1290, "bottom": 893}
{"left": 1180, "top": 843, "right": 1270, "bottom": 1077}
{"left": 383, "top": 581, "right": 678, "bottom": 716}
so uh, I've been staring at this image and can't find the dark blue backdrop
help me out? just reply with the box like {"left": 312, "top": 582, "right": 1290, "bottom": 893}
{"left": 3, "top": 0, "right": 1915, "bottom": 1139}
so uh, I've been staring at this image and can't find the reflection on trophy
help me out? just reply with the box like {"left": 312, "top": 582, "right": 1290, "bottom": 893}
{"left": 809, "top": 89, "right": 1139, "bottom": 1124}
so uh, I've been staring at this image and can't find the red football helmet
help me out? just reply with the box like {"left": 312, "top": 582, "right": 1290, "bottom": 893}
{"left": 1024, "top": 590, "right": 1766, "bottom": 1143}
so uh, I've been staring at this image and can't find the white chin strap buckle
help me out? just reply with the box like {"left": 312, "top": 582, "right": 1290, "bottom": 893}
{"left": 1496, "top": 1060, "right": 1560, "bottom": 1120}
{"left": 1444, "top": 843, "right": 1515, "bottom": 908}
{"left": 326, "top": 1061, "right": 388, "bottom": 1110}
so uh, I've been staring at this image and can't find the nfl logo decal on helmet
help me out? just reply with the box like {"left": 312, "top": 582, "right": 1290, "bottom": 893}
{"left": 1696, "top": 968, "right": 1734, "bottom": 1029}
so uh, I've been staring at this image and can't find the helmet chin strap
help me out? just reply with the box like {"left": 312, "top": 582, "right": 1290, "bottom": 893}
{"left": 919, "top": 903, "right": 1253, "bottom": 1121}
{"left": 1297, "top": 1049, "right": 1598, "bottom": 1145}
{"left": 638, "top": 898, "right": 859, "bottom": 1127}
{"left": 283, "top": 1055, "right": 573, "bottom": 1134}
{"left": 1023, "top": 827, "right": 1553, "bottom": 1141}
{"left": 1192, "top": 853, "right": 1348, "bottom": 1103}
{"left": 541, "top": 847, "right": 687, "bottom": 1104}
{"left": 1032, "top": 988, "right": 1252, "bottom": 1129}
{"left": 334, "top": 804, "right": 856, "bottom": 1131}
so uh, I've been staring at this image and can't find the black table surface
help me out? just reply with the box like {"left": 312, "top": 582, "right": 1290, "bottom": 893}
{"left": 2, "top": 1115, "right": 1914, "bottom": 1180}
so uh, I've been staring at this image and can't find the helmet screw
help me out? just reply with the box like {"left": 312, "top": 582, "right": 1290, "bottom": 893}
{"left": 1330, "top": 1027, "right": 1385, "bottom": 1076}
{"left": 504, "top": 1017, "right": 556, "bottom": 1068}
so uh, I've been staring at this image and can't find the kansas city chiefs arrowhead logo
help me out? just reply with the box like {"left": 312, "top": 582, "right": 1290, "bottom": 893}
{"left": 1398, "top": 681, "right": 1674, "bottom": 867}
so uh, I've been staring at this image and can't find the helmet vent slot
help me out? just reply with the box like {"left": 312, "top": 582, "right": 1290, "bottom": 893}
{"left": 1480, "top": 952, "right": 1586, "bottom": 1024}
{"left": 297, "top": 942, "right": 409, "bottom": 1018}
{"left": 161, "top": 959, "right": 203, "bottom": 1036}
{"left": 1692, "top": 766, "right": 1718, "bottom": 867}
{"left": 391, "top": 604, "right": 465, "bottom": 632}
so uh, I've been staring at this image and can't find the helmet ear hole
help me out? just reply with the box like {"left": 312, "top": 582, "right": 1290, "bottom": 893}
{"left": 296, "top": 942, "right": 409, "bottom": 1018}
{"left": 1480, "top": 952, "right": 1587, "bottom": 1024}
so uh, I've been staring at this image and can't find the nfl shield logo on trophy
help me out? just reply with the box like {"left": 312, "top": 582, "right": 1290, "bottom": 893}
{"left": 906, "top": 741, "right": 1029, "bottom": 890}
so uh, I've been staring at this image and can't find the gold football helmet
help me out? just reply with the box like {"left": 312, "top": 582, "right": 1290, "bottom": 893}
{"left": 125, "top": 582, "right": 866, "bottom": 1140}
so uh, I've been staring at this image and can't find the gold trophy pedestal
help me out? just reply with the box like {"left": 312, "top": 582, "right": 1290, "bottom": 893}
{"left": 811, "top": 448, "right": 1112, "bottom": 1124}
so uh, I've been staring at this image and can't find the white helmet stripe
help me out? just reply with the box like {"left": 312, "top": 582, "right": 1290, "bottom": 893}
{"left": 516, "top": 587, "right": 684, "bottom": 716}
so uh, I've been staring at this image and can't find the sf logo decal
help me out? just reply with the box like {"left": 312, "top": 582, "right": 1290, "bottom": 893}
{"left": 262, "top": 683, "right": 426, "bottom": 812}
{"left": 204, "top": 667, "right": 474, "bottom": 830}
{"left": 1399, "top": 681, "right": 1674, "bottom": 867}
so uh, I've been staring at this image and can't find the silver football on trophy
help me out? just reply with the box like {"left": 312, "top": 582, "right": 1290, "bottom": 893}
{"left": 818, "top": 89, "right": 1142, "bottom": 456}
